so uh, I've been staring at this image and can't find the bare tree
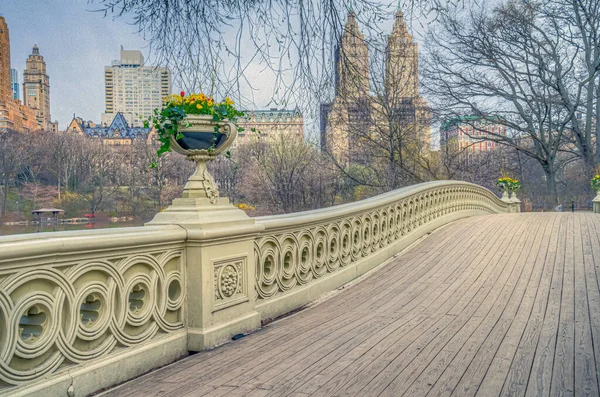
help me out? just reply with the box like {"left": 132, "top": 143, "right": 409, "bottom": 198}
{"left": 237, "top": 135, "right": 340, "bottom": 213}
{"left": 546, "top": 0, "right": 600, "bottom": 172}
{"left": 0, "top": 130, "right": 23, "bottom": 215}
{"left": 423, "top": 0, "right": 584, "bottom": 203}
{"left": 79, "top": 141, "right": 121, "bottom": 215}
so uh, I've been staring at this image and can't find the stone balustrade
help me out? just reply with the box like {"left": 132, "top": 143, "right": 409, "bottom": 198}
{"left": 0, "top": 180, "right": 514, "bottom": 397}
{"left": 0, "top": 226, "right": 188, "bottom": 396}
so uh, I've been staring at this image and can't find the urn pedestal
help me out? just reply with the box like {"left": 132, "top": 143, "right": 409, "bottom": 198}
{"left": 500, "top": 191, "right": 520, "bottom": 213}
{"left": 593, "top": 192, "right": 600, "bottom": 214}
{"left": 510, "top": 192, "right": 521, "bottom": 213}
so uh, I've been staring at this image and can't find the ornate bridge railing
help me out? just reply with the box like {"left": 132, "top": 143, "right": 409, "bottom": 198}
{"left": 0, "top": 180, "right": 515, "bottom": 396}
{"left": 253, "top": 181, "right": 512, "bottom": 319}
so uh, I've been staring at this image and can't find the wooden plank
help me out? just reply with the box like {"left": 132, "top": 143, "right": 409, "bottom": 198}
{"left": 571, "top": 214, "right": 598, "bottom": 397}
{"left": 494, "top": 214, "right": 560, "bottom": 397}
{"left": 217, "top": 218, "right": 497, "bottom": 392}
{"left": 476, "top": 213, "right": 559, "bottom": 396}
{"left": 580, "top": 214, "right": 600, "bottom": 395}
{"left": 550, "top": 214, "right": 575, "bottom": 397}
{"left": 476, "top": 213, "right": 560, "bottom": 396}
{"left": 523, "top": 214, "right": 568, "bottom": 397}
{"left": 301, "top": 216, "right": 522, "bottom": 397}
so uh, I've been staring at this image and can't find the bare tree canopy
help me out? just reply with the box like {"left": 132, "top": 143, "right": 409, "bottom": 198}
{"left": 423, "top": 0, "right": 600, "bottom": 203}
{"left": 90, "top": 0, "right": 467, "bottom": 116}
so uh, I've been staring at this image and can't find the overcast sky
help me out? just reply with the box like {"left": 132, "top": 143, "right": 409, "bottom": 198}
{"left": 3, "top": 1, "right": 431, "bottom": 134}
{"left": 3, "top": 0, "right": 149, "bottom": 129}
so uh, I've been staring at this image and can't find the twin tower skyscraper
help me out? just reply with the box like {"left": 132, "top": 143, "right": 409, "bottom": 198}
{"left": 321, "top": 7, "right": 430, "bottom": 164}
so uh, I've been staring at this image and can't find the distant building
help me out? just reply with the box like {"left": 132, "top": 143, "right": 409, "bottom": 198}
{"left": 65, "top": 112, "right": 153, "bottom": 145}
{"left": 233, "top": 109, "right": 304, "bottom": 149}
{"left": 10, "top": 68, "right": 18, "bottom": 100}
{"left": 0, "top": 17, "right": 11, "bottom": 102}
{"left": 440, "top": 116, "right": 507, "bottom": 153}
{"left": 320, "top": 9, "right": 430, "bottom": 165}
{"left": 103, "top": 47, "right": 171, "bottom": 127}
{"left": 23, "top": 45, "right": 57, "bottom": 131}
{"left": 0, "top": 17, "right": 38, "bottom": 133}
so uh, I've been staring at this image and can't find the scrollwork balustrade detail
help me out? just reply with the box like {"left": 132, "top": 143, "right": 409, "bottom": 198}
{"left": 0, "top": 249, "right": 185, "bottom": 386}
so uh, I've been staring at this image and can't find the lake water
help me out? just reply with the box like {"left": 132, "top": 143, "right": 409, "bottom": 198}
{"left": 0, "top": 219, "right": 146, "bottom": 236}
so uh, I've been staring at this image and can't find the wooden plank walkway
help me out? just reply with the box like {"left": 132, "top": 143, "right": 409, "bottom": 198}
{"left": 100, "top": 213, "right": 600, "bottom": 397}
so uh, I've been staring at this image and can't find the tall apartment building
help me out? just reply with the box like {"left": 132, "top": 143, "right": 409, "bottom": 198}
{"left": 103, "top": 48, "right": 171, "bottom": 127}
{"left": 10, "top": 69, "right": 18, "bottom": 100}
{"left": 0, "top": 17, "right": 12, "bottom": 102}
{"left": 321, "top": 8, "right": 430, "bottom": 164}
{"left": 23, "top": 45, "right": 54, "bottom": 131}
{"left": 0, "top": 17, "right": 38, "bottom": 132}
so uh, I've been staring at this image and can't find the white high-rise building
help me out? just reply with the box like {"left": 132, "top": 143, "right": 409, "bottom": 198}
{"left": 102, "top": 47, "right": 171, "bottom": 127}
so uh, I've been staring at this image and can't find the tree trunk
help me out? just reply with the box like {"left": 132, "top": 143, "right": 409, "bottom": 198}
{"left": 595, "top": 80, "right": 600, "bottom": 166}
{"left": 1, "top": 180, "right": 8, "bottom": 216}
{"left": 544, "top": 167, "right": 559, "bottom": 207}
{"left": 57, "top": 173, "right": 61, "bottom": 203}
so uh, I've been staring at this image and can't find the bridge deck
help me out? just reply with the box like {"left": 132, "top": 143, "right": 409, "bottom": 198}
{"left": 102, "top": 213, "right": 600, "bottom": 397}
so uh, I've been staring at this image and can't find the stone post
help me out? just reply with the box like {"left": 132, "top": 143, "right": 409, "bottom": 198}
{"left": 510, "top": 192, "right": 521, "bottom": 213}
{"left": 593, "top": 192, "right": 600, "bottom": 214}
{"left": 148, "top": 193, "right": 263, "bottom": 351}
{"left": 501, "top": 191, "right": 514, "bottom": 213}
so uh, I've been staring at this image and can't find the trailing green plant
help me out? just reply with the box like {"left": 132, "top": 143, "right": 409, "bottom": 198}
{"left": 145, "top": 92, "right": 250, "bottom": 167}
{"left": 508, "top": 178, "right": 521, "bottom": 192}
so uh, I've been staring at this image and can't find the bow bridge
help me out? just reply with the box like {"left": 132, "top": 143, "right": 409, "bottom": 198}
{"left": 1, "top": 181, "right": 598, "bottom": 396}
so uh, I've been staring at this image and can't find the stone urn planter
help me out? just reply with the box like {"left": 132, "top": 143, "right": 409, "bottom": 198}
{"left": 171, "top": 115, "right": 236, "bottom": 203}
{"left": 170, "top": 115, "right": 236, "bottom": 157}
{"left": 146, "top": 93, "right": 246, "bottom": 205}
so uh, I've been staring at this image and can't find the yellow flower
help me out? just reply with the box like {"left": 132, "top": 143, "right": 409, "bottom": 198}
{"left": 196, "top": 104, "right": 203, "bottom": 109}
{"left": 207, "top": 99, "right": 214, "bottom": 106}
{"left": 225, "top": 97, "right": 234, "bottom": 105}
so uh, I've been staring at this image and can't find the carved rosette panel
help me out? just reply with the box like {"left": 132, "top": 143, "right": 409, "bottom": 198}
{"left": 255, "top": 185, "right": 509, "bottom": 300}
{"left": 0, "top": 250, "right": 184, "bottom": 387}
{"left": 213, "top": 257, "right": 248, "bottom": 311}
